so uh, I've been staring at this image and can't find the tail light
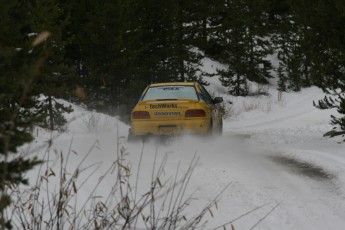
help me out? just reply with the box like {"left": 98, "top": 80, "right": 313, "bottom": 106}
{"left": 132, "top": 111, "right": 150, "bottom": 119}
{"left": 185, "top": 109, "right": 206, "bottom": 117}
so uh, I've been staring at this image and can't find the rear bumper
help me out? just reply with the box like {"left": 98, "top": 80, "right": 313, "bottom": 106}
{"left": 130, "top": 119, "right": 210, "bottom": 136}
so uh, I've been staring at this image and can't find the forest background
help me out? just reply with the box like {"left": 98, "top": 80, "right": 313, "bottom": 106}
{"left": 1, "top": 1, "right": 345, "bottom": 227}
{"left": 2, "top": 0, "right": 344, "bottom": 121}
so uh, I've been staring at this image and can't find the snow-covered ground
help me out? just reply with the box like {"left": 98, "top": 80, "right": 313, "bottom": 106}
{"left": 17, "top": 60, "right": 345, "bottom": 229}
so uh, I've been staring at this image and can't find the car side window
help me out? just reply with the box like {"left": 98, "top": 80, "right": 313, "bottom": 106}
{"left": 199, "top": 85, "right": 214, "bottom": 105}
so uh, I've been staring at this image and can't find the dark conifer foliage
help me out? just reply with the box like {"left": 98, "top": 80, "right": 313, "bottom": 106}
{"left": 0, "top": 1, "right": 46, "bottom": 228}
{"left": 173, "top": 0, "right": 206, "bottom": 84}
{"left": 315, "top": 93, "right": 345, "bottom": 141}
{"left": 273, "top": 21, "right": 304, "bottom": 92}
{"left": 2, "top": 4, "right": 345, "bottom": 228}
{"left": 277, "top": 64, "right": 287, "bottom": 92}
{"left": 2, "top": 0, "right": 345, "bottom": 227}
{"left": 329, "top": 95, "right": 345, "bottom": 138}
{"left": 274, "top": 0, "right": 345, "bottom": 91}
{"left": 212, "top": 0, "right": 273, "bottom": 96}
{"left": 73, "top": 0, "right": 133, "bottom": 114}
{"left": 66, "top": 0, "right": 209, "bottom": 116}
{"left": 290, "top": 0, "right": 345, "bottom": 140}
{"left": 28, "top": 0, "right": 74, "bottom": 130}
{"left": 314, "top": 96, "right": 338, "bottom": 110}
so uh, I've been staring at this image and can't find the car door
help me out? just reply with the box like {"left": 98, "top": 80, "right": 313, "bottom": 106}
{"left": 197, "top": 84, "right": 221, "bottom": 130}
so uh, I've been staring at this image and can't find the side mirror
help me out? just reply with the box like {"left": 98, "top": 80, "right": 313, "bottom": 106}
{"left": 213, "top": 97, "right": 223, "bottom": 104}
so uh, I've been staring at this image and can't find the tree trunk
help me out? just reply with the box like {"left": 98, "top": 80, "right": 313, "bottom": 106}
{"left": 177, "top": 0, "right": 185, "bottom": 81}
{"left": 48, "top": 95, "right": 54, "bottom": 130}
{"left": 303, "top": 57, "right": 310, "bottom": 87}
{"left": 202, "top": 17, "right": 207, "bottom": 45}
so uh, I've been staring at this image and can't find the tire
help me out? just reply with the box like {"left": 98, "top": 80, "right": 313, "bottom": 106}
{"left": 207, "top": 119, "right": 213, "bottom": 135}
{"left": 209, "top": 119, "right": 222, "bottom": 136}
{"left": 127, "top": 133, "right": 136, "bottom": 142}
{"left": 217, "top": 119, "right": 223, "bottom": 135}
{"left": 127, "top": 128, "right": 139, "bottom": 142}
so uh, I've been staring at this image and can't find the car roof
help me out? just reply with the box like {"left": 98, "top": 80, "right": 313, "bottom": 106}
{"left": 149, "top": 82, "right": 196, "bottom": 87}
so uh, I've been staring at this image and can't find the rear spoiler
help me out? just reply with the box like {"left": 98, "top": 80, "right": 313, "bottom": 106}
{"left": 139, "top": 98, "right": 200, "bottom": 105}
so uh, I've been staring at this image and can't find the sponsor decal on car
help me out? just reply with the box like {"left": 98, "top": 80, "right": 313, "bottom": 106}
{"left": 154, "top": 111, "right": 181, "bottom": 116}
{"left": 150, "top": 104, "right": 177, "bottom": 109}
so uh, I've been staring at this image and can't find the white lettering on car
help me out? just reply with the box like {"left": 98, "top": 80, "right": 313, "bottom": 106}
{"left": 150, "top": 104, "right": 177, "bottom": 109}
{"left": 154, "top": 112, "right": 181, "bottom": 116}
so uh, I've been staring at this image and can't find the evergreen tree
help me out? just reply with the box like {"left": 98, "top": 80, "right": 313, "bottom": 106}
{"left": 267, "top": 0, "right": 290, "bottom": 22}
{"left": 314, "top": 95, "right": 338, "bottom": 110}
{"left": 218, "top": 67, "right": 249, "bottom": 96}
{"left": 28, "top": 0, "right": 74, "bottom": 130}
{"left": 277, "top": 63, "right": 287, "bottom": 92}
{"left": 71, "top": 0, "right": 208, "bottom": 117}
{"left": 273, "top": 17, "right": 304, "bottom": 92}
{"left": 327, "top": 95, "right": 345, "bottom": 140}
{"left": 73, "top": 0, "right": 134, "bottom": 114}
{"left": 0, "top": 1, "right": 48, "bottom": 228}
{"left": 173, "top": 0, "right": 207, "bottom": 84}
{"left": 293, "top": 0, "right": 345, "bottom": 141}
{"left": 131, "top": 0, "right": 204, "bottom": 84}
{"left": 215, "top": 0, "right": 251, "bottom": 95}
{"left": 244, "top": 0, "right": 273, "bottom": 84}
{"left": 214, "top": 0, "right": 273, "bottom": 95}
{"left": 281, "top": 0, "right": 345, "bottom": 90}
{"left": 315, "top": 93, "right": 345, "bottom": 141}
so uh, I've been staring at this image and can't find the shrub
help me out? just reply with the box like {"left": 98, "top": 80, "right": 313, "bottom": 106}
{"left": 7, "top": 139, "right": 223, "bottom": 229}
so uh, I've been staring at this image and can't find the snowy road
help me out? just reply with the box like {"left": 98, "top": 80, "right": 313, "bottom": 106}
{"left": 123, "top": 132, "right": 345, "bottom": 230}
{"left": 22, "top": 86, "right": 345, "bottom": 230}
{"left": 122, "top": 86, "right": 345, "bottom": 229}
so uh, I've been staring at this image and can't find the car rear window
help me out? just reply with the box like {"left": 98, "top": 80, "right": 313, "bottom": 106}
{"left": 142, "top": 85, "right": 198, "bottom": 100}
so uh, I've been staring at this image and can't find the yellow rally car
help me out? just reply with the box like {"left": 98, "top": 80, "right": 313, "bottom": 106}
{"left": 128, "top": 82, "right": 223, "bottom": 140}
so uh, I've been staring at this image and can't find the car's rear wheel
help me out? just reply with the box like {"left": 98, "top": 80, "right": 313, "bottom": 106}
{"left": 127, "top": 129, "right": 140, "bottom": 142}
{"left": 209, "top": 119, "right": 222, "bottom": 136}
{"left": 207, "top": 119, "right": 213, "bottom": 135}
{"left": 127, "top": 132, "right": 137, "bottom": 142}
{"left": 217, "top": 119, "right": 223, "bottom": 135}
